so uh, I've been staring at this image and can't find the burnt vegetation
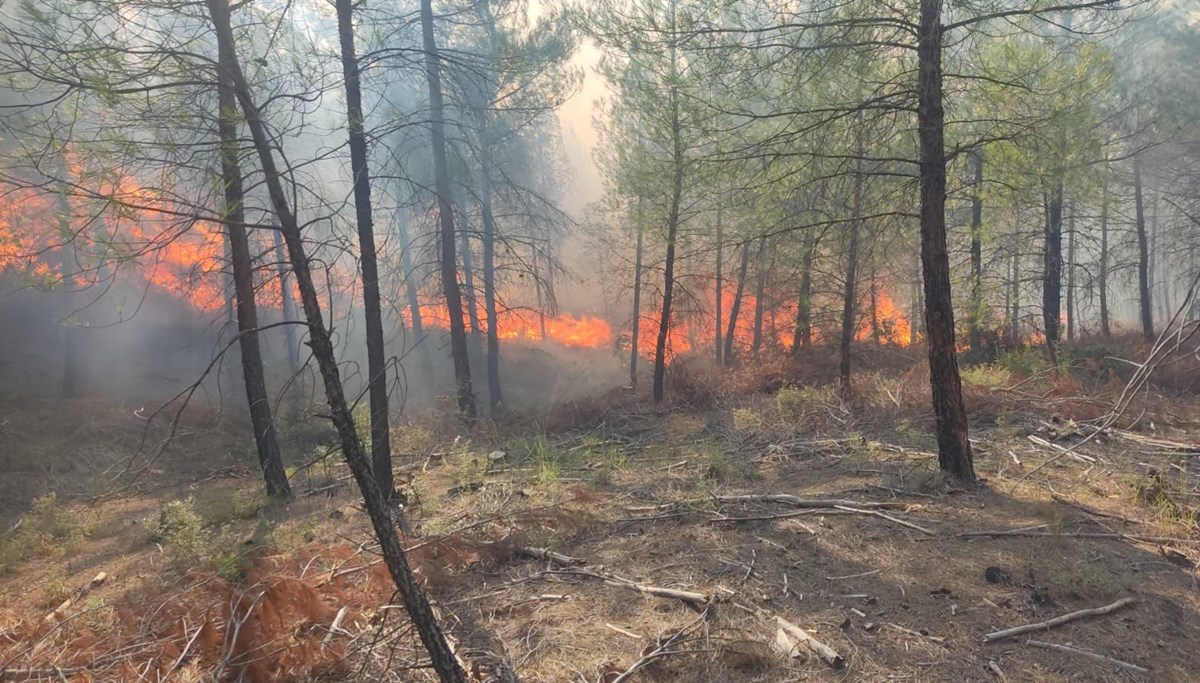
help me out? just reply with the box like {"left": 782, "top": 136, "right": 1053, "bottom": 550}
{"left": 3, "top": 0, "right": 1200, "bottom": 681}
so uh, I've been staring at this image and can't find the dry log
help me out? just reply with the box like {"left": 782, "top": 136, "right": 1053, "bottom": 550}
{"left": 774, "top": 616, "right": 846, "bottom": 669}
{"left": 43, "top": 572, "right": 107, "bottom": 623}
{"left": 1024, "top": 639, "right": 1148, "bottom": 672}
{"left": 984, "top": 598, "right": 1135, "bottom": 642}
{"left": 553, "top": 569, "right": 710, "bottom": 606}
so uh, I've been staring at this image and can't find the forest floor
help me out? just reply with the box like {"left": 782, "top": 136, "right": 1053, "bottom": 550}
{"left": 2, "top": 346, "right": 1200, "bottom": 682}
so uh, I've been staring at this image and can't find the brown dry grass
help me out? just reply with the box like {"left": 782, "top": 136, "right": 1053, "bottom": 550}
{"left": 3, "top": 342, "right": 1200, "bottom": 681}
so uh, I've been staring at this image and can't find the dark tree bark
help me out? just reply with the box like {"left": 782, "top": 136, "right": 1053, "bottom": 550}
{"left": 455, "top": 184, "right": 486, "bottom": 369}
{"left": 651, "top": 0, "right": 683, "bottom": 405}
{"left": 1099, "top": 188, "right": 1111, "bottom": 338}
{"left": 335, "top": 0, "right": 394, "bottom": 498}
{"left": 714, "top": 205, "right": 723, "bottom": 364}
{"left": 751, "top": 237, "right": 768, "bottom": 354}
{"left": 792, "top": 228, "right": 816, "bottom": 353}
{"left": 215, "top": 54, "right": 289, "bottom": 499}
{"left": 205, "top": 0, "right": 465, "bottom": 678}
{"left": 421, "top": 0, "right": 476, "bottom": 418}
{"left": 271, "top": 230, "right": 301, "bottom": 375}
{"left": 724, "top": 241, "right": 750, "bottom": 364}
{"left": 968, "top": 148, "right": 984, "bottom": 353}
{"left": 1066, "top": 200, "right": 1076, "bottom": 342}
{"left": 1042, "top": 184, "right": 1064, "bottom": 366}
{"left": 1133, "top": 156, "right": 1153, "bottom": 342}
{"left": 838, "top": 163, "right": 863, "bottom": 399}
{"left": 917, "top": 0, "right": 974, "bottom": 483}
{"left": 630, "top": 204, "right": 643, "bottom": 388}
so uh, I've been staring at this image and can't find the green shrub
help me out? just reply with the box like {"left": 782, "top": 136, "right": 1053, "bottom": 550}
{"left": 960, "top": 363, "right": 1011, "bottom": 388}
{"left": 0, "top": 493, "right": 87, "bottom": 573}
{"left": 149, "top": 499, "right": 208, "bottom": 564}
{"left": 997, "top": 348, "right": 1049, "bottom": 378}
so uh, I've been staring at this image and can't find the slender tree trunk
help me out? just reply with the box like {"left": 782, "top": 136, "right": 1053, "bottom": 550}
{"left": 1099, "top": 188, "right": 1111, "bottom": 338}
{"left": 652, "top": 0, "right": 683, "bottom": 405}
{"left": 205, "top": 1, "right": 465, "bottom": 677}
{"left": 714, "top": 205, "right": 723, "bottom": 364}
{"left": 215, "top": 54, "right": 289, "bottom": 499}
{"left": 421, "top": 0, "right": 475, "bottom": 417}
{"left": 1066, "top": 200, "right": 1076, "bottom": 343}
{"left": 396, "top": 211, "right": 433, "bottom": 379}
{"left": 271, "top": 231, "right": 301, "bottom": 374}
{"left": 477, "top": 132, "right": 503, "bottom": 412}
{"left": 869, "top": 259, "right": 880, "bottom": 345}
{"left": 792, "top": 229, "right": 816, "bottom": 353}
{"left": 917, "top": 0, "right": 974, "bottom": 483}
{"left": 630, "top": 202, "right": 643, "bottom": 387}
{"left": 838, "top": 163, "right": 863, "bottom": 399}
{"left": 1133, "top": 156, "right": 1153, "bottom": 342}
{"left": 1010, "top": 251, "right": 1020, "bottom": 345}
{"left": 968, "top": 148, "right": 984, "bottom": 352}
{"left": 457, "top": 198, "right": 485, "bottom": 364}
{"left": 1043, "top": 185, "right": 1064, "bottom": 366}
{"left": 724, "top": 241, "right": 750, "bottom": 364}
{"left": 335, "top": 0, "right": 393, "bottom": 498}
{"left": 751, "top": 237, "right": 768, "bottom": 354}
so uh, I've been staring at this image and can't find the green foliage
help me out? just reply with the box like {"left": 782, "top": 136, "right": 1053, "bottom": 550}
{"left": 960, "top": 363, "right": 1011, "bottom": 389}
{"left": 149, "top": 499, "right": 208, "bottom": 565}
{"left": 997, "top": 348, "right": 1050, "bottom": 378}
{"left": 775, "top": 385, "right": 805, "bottom": 415}
{"left": 195, "top": 489, "right": 267, "bottom": 528}
{"left": 0, "top": 493, "right": 88, "bottom": 573}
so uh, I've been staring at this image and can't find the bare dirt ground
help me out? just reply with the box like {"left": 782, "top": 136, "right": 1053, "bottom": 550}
{"left": 2, "top": 352, "right": 1200, "bottom": 682}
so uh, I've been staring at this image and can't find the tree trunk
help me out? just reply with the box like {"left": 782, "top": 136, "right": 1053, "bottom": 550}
{"left": 457, "top": 195, "right": 486, "bottom": 370}
{"left": 1099, "top": 188, "right": 1110, "bottom": 338}
{"left": 630, "top": 204, "right": 643, "bottom": 388}
{"left": 652, "top": 0, "right": 683, "bottom": 405}
{"left": 1066, "top": 200, "right": 1076, "bottom": 343}
{"left": 215, "top": 51, "right": 290, "bottom": 499}
{"left": 205, "top": 0, "right": 466, "bottom": 678}
{"left": 792, "top": 228, "right": 815, "bottom": 353}
{"left": 869, "top": 260, "right": 880, "bottom": 345}
{"left": 421, "top": 0, "right": 476, "bottom": 418}
{"left": 478, "top": 131, "right": 503, "bottom": 413}
{"left": 751, "top": 237, "right": 768, "bottom": 354}
{"left": 1042, "top": 184, "right": 1064, "bottom": 366}
{"left": 917, "top": 0, "right": 975, "bottom": 483}
{"left": 335, "top": 0, "right": 394, "bottom": 499}
{"left": 1133, "top": 156, "right": 1153, "bottom": 342}
{"left": 714, "top": 205, "right": 723, "bottom": 364}
{"left": 838, "top": 163, "right": 863, "bottom": 399}
{"left": 396, "top": 211, "right": 434, "bottom": 379}
{"left": 271, "top": 230, "right": 301, "bottom": 374}
{"left": 724, "top": 241, "right": 750, "bottom": 364}
{"left": 968, "top": 148, "right": 984, "bottom": 353}
{"left": 1010, "top": 251, "right": 1020, "bottom": 345}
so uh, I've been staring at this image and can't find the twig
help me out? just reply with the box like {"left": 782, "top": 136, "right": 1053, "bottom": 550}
{"left": 43, "top": 572, "right": 107, "bottom": 623}
{"left": 550, "top": 569, "right": 710, "bottom": 606}
{"left": 887, "top": 622, "right": 945, "bottom": 643}
{"left": 612, "top": 607, "right": 710, "bottom": 683}
{"left": 518, "top": 547, "right": 585, "bottom": 567}
{"left": 826, "top": 569, "right": 880, "bottom": 581}
{"left": 832, "top": 505, "right": 935, "bottom": 535}
{"left": 605, "top": 623, "right": 642, "bottom": 640}
{"left": 984, "top": 598, "right": 1135, "bottom": 642}
{"left": 774, "top": 616, "right": 846, "bottom": 669}
{"left": 1024, "top": 639, "right": 1148, "bottom": 672}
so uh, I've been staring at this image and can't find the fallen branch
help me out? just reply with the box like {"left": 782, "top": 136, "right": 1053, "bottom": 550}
{"left": 832, "top": 505, "right": 935, "bottom": 535}
{"left": 984, "top": 598, "right": 1135, "bottom": 642}
{"left": 518, "top": 547, "right": 585, "bottom": 567}
{"left": 774, "top": 616, "right": 846, "bottom": 669}
{"left": 44, "top": 572, "right": 107, "bottom": 623}
{"left": 1024, "top": 639, "right": 1148, "bottom": 672}
{"left": 715, "top": 494, "right": 904, "bottom": 510}
{"left": 552, "top": 569, "right": 710, "bottom": 607}
{"left": 612, "top": 607, "right": 710, "bottom": 683}
{"left": 959, "top": 530, "right": 1199, "bottom": 544}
